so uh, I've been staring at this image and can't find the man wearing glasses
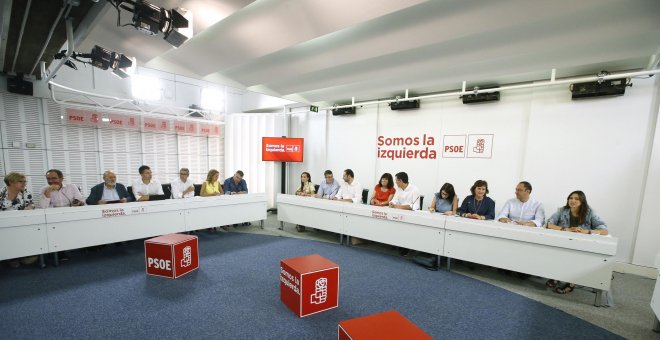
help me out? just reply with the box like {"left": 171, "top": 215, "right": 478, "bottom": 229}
{"left": 171, "top": 168, "right": 195, "bottom": 198}
{"left": 39, "top": 169, "right": 85, "bottom": 208}
{"left": 315, "top": 170, "right": 340, "bottom": 199}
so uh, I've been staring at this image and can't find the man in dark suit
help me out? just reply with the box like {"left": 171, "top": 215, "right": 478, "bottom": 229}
{"left": 86, "top": 170, "right": 130, "bottom": 205}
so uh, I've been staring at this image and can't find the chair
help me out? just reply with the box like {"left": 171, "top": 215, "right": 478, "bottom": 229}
{"left": 361, "top": 189, "right": 369, "bottom": 204}
{"left": 314, "top": 184, "right": 320, "bottom": 194}
{"left": 162, "top": 183, "right": 172, "bottom": 199}
{"left": 126, "top": 186, "right": 136, "bottom": 202}
{"left": 419, "top": 195, "right": 424, "bottom": 210}
{"left": 193, "top": 184, "right": 202, "bottom": 196}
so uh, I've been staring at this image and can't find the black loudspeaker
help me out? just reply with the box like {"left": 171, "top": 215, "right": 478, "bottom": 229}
{"left": 462, "top": 92, "right": 500, "bottom": 104}
{"left": 7, "top": 75, "right": 33, "bottom": 96}
{"left": 389, "top": 99, "right": 420, "bottom": 110}
{"left": 332, "top": 107, "right": 356, "bottom": 116}
{"left": 570, "top": 78, "right": 628, "bottom": 99}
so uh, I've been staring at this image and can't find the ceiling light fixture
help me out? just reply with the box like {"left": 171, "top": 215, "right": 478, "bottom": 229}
{"left": 54, "top": 45, "right": 135, "bottom": 79}
{"left": 111, "top": 0, "right": 190, "bottom": 47}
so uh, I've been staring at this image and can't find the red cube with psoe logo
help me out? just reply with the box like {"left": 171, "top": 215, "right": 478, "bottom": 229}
{"left": 145, "top": 234, "right": 199, "bottom": 279}
{"left": 338, "top": 310, "right": 432, "bottom": 340}
{"left": 280, "top": 254, "right": 339, "bottom": 317}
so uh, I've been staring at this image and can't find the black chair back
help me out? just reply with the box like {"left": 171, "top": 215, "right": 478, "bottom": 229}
{"left": 162, "top": 184, "right": 172, "bottom": 199}
{"left": 314, "top": 184, "right": 320, "bottom": 194}
{"left": 419, "top": 195, "right": 424, "bottom": 210}
{"left": 126, "top": 186, "right": 136, "bottom": 202}
{"left": 361, "top": 189, "right": 369, "bottom": 204}
{"left": 194, "top": 184, "right": 202, "bottom": 196}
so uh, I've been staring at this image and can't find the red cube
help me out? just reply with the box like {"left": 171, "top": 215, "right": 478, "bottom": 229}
{"left": 145, "top": 234, "right": 199, "bottom": 279}
{"left": 280, "top": 254, "right": 339, "bottom": 317}
{"left": 338, "top": 310, "right": 432, "bottom": 340}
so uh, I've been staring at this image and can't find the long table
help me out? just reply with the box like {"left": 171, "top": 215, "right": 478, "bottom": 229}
{"left": 276, "top": 194, "right": 618, "bottom": 306}
{"left": 0, "top": 194, "right": 267, "bottom": 262}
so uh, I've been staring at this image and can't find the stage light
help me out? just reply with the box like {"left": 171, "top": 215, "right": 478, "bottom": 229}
{"left": 131, "top": 74, "right": 161, "bottom": 101}
{"left": 116, "top": 0, "right": 190, "bottom": 47}
{"left": 201, "top": 88, "right": 224, "bottom": 111}
{"left": 55, "top": 45, "right": 135, "bottom": 78}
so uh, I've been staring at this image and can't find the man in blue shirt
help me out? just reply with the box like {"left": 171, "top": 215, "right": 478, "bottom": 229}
{"left": 315, "top": 170, "right": 340, "bottom": 199}
{"left": 224, "top": 170, "right": 248, "bottom": 195}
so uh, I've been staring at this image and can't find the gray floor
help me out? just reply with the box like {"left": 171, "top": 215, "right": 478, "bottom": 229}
{"left": 230, "top": 213, "right": 660, "bottom": 340}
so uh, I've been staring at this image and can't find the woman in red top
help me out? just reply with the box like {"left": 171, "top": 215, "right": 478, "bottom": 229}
{"left": 370, "top": 173, "right": 396, "bottom": 206}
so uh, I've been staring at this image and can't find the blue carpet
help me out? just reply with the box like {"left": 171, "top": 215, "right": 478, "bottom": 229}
{"left": 0, "top": 232, "right": 621, "bottom": 339}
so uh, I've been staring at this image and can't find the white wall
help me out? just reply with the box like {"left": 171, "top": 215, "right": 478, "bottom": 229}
{"left": 633, "top": 76, "right": 660, "bottom": 267}
{"left": 290, "top": 77, "right": 660, "bottom": 267}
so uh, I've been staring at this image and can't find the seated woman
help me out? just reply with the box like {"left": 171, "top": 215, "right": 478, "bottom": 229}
{"left": 201, "top": 169, "right": 224, "bottom": 197}
{"left": 545, "top": 190, "right": 608, "bottom": 294}
{"left": 201, "top": 169, "right": 225, "bottom": 231}
{"left": 369, "top": 173, "right": 395, "bottom": 207}
{"left": 429, "top": 182, "right": 459, "bottom": 215}
{"left": 457, "top": 180, "right": 495, "bottom": 220}
{"left": 414, "top": 182, "right": 460, "bottom": 270}
{"left": 295, "top": 172, "right": 315, "bottom": 232}
{"left": 1, "top": 172, "right": 36, "bottom": 268}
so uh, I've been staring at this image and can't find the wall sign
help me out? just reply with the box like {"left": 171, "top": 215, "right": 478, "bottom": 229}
{"left": 376, "top": 134, "right": 438, "bottom": 160}
{"left": 467, "top": 134, "right": 494, "bottom": 158}
{"left": 65, "top": 108, "right": 101, "bottom": 126}
{"left": 442, "top": 135, "right": 467, "bottom": 158}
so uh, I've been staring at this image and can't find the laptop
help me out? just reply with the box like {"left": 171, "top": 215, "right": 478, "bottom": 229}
{"left": 148, "top": 195, "right": 168, "bottom": 201}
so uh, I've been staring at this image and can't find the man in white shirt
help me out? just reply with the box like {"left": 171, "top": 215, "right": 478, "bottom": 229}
{"left": 170, "top": 168, "right": 195, "bottom": 199}
{"left": 39, "top": 169, "right": 85, "bottom": 208}
{"left": 333, "top": 169, "right": 363, "bottom": 203}
{"left": 389, "top": 172, "right": 421, "bottom": 211}
{"left": 497, "top": 181, "right": 545, "bottom": 227}
{"left": 132, "top": 165, "right": 164, "bottom": 201}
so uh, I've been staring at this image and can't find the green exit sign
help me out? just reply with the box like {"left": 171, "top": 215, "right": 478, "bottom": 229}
{"left": 310, "top": 105, "right": 318, "bottom": 112}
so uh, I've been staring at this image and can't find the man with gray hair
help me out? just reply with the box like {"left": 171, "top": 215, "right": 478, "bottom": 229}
{"left": 86, "top": 170, "right": 130, "bottom": 205}
{"left": 171, "top": 168, "right": 195, "bottom": 198}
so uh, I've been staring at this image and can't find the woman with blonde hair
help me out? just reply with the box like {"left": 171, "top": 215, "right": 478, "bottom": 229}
{"left": 1, "top": 172, "right": 36, "bottom": 268}
{"left": 201, "top": 169, "right": 224, "bottom": 196}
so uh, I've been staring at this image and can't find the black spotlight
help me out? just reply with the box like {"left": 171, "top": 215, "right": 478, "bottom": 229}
{"left": 121, "top": 0, "right": 189, "bottom": 47}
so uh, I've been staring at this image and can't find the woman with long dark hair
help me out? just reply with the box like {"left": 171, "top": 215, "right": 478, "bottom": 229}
{"left": 429, "top": 182, "right": 458, "bottom": 215}
{"left": 369, "top": 173, "right": 395, "bottom": 206}
{"left": 295, "top": 172, "right": 315, "bottom": 232}
{"left": 545, "top": 190, "right": 608, "bottom": 293}
{"left": 295, "top": 172, "right": 315, "bottom": 197}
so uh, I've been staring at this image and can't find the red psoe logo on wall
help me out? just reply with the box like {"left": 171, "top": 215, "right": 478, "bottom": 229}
{"left": 467, "top": 134, "right": 494, "bottom": 158}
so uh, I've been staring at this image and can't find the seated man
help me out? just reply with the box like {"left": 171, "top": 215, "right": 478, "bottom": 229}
{"left": 132, "top": 165, "right": 164, "bottom": 201}
{"left": 333, "top": 169, "right": 363, "bottom": 203}
{"left": 39, "top": 169, "right": 85, "bottom": 208}
{"left": 224, "top": 170, "right": 250, "bottom": 226}
{"left": 224, "top": 170, "right": 248, "bottom": 195}
{"left": 87, "top": 170, "right": 129, "bottom": 205}
{"left": 389, "top": 172, "right": 421, "bottom": 256}
{"left": 497, "top": 181, "right": 545, "bottom": 227}
{"left": 39, "top": 169, "right": 85, "bottom": 262}
{"left": 315, "top": 170, "right": 340, "bottom": 199}
{"left": 389, "top": 172, "right": 421, "bottom": 211}
{"left": 171, "top": 168, "right": 195, "bottom": 199}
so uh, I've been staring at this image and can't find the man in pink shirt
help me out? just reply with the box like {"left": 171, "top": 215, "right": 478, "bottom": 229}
{"left": 39, "top": 169, "right": 85, "bottom": 208}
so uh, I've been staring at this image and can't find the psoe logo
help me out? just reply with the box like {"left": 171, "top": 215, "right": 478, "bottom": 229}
{"left": 310, "top": 278, "right": 328, "bottom": 304}
{"left": 181, "top": 246, "right": 192, "bottom": 267}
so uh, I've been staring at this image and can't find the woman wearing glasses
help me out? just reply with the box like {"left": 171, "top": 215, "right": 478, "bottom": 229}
{"left": 1, "top": 172, "right": 36, "bottom": 268}
{"left": 1, "top": 172, "right": 34, "bottom": 211}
